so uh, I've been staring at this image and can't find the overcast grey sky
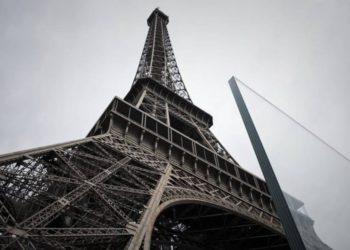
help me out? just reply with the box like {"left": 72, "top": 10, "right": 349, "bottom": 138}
{"left": 1, "top": 0, "right": 350, "bottom": 249}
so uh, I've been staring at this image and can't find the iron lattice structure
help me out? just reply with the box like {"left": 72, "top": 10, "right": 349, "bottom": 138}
{"left": 0, "top": 9, "right": 291, "bottom": 250}
{"left": 133, "top": 9, "right": 192, "bottom": 102}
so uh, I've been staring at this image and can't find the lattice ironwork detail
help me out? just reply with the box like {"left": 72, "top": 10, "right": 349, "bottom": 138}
{"left": 133, "top": 9, "right": 192, "bottom": 102}
{"left": 0, "top": 137, "right": 163, "bottom": 249}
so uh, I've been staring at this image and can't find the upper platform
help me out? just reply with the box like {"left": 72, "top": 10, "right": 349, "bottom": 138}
{"left": 126, "top": 77, "right": 213, "bottom": 127}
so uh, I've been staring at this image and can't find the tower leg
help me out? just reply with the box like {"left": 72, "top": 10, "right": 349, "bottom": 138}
{"left": 126, "top": 164, "right": 172, "bottom": 250}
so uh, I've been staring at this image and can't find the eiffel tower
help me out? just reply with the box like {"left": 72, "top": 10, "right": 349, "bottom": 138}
{"left": 0, "top": 9, "right": 290, "bottom": 250}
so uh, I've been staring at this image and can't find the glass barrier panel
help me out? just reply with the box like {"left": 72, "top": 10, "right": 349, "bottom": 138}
{"left": 235, "top": 78, "right": 350, "bottom": 250}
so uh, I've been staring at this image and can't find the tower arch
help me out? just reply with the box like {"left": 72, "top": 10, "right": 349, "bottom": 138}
{"left": 144, "top": 198, "right": 289, "bottom": 250}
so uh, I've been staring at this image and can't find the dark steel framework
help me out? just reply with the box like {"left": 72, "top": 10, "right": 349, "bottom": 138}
{"left": 0, "top": 9, "right": 289, "bottom": 250}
